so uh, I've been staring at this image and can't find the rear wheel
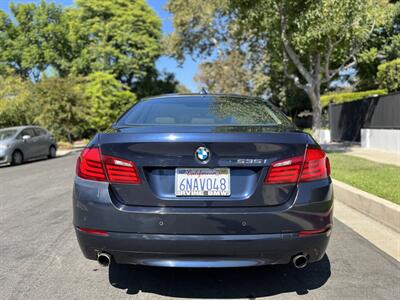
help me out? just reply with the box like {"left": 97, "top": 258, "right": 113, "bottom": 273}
{"left": 48, "top": 146, "right": 57, "bottom": 159}
{"left": 12, "top": 150, "right": 23, "bottom": 165}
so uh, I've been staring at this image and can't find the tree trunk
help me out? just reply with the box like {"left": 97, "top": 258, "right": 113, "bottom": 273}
{"left": 306, "top": 86, "right": 322, "bottom": 142}
{"left": 67, "top": 131, "right": 72, "bottom": 144}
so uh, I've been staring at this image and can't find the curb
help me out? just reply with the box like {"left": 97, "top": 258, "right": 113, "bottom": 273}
{"left": 56, "top": 148, "right": 83, "bottom": 158}
{"left": 333, "top": 179, "right": 400, "bottom": 233}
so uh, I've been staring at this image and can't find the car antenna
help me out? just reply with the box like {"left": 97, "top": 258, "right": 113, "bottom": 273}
{"left": 199, "top": 88, "right": 208, "bottom": 95}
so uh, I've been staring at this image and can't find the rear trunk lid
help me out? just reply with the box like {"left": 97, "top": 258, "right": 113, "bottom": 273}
{"left": 99, "top": 126, "right": 314, "bottom": 207}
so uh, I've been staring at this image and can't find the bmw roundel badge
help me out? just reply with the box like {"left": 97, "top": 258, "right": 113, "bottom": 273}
{"left": 195, "top": 146, "right": 210, "bottom": 163}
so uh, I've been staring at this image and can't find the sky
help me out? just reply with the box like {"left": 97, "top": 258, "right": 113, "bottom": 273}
{"left": 0, "top": 0, "right": 199, "bottom": 91}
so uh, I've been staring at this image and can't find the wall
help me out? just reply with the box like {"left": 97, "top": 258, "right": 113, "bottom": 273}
{"left": 329, "top": 92, "right": 400, "bottom": 142}
{"left": 361, "top": 129, "right": 400, "bottom": 152}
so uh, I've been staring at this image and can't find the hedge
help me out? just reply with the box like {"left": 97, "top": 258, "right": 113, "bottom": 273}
{"left": 320, "top": 89, "right": 387, "bottom": 107}
{"left": 377, "top": 59, "right": 400, "bottom": 92}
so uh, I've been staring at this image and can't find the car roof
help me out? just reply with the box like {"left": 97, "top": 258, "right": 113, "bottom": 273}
{"left": 140, "top": 93, "right": 262, "bottom": 102}
{"left": 0, "top": 125, "right": 40, "bottom": 131}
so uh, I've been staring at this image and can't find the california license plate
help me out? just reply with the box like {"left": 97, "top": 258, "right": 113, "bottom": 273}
{"left": 175, "top": 168, "right": 230, "bottom": 196}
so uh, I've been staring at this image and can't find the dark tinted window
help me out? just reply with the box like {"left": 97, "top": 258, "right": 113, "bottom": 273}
{"left": 18, "top": 128, "right": 36, "bottom": 139}
{"left": 119, "top": 96, "right": 292, "bottom": 127}
{"left": 0, "top": 129, "right": 18, "bottom": 140}
{"left": 34, "top": 128, "right": 47, "bottom": 136}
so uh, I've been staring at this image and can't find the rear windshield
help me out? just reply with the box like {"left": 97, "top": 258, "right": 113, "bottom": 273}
{"left": 119, "top": 96, "right": 292, "bottom": 127}
{"left": 0, "top": 129, "right": 18, "bottom": 140}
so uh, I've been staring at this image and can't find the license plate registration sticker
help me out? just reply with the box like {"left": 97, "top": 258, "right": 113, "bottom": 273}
{"left": 175, "top": 168, "right": 230, "bottom": 196}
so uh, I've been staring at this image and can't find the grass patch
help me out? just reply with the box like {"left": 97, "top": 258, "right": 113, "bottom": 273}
{"left": 302, "top": 128, "right": 313, "bottom": 135}
{"left": 328, "top": 153, "right": 400, "bottom": 205}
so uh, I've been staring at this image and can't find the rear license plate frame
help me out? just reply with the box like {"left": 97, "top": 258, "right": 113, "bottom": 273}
{"left": 175, "top": 168, "right": 231, "bottom": 197}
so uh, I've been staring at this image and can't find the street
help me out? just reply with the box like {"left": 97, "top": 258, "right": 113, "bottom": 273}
{"left": 0, "top": 153, "right": 399, "bottom": 300}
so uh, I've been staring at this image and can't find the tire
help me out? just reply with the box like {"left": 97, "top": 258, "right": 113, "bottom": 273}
{"left": 12, "top": 150, "right": 23, "bottom": 166}
{"left": 48, "top": 146, "right": 57, "bottom": 159}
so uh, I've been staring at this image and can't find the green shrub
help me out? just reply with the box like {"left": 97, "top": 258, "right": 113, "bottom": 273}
{"left": 84, "top": 72, "right": 137, "bottom": 133}
{"left": 320, "top": 89, "right": 387, "bottom": 107}
{"left": 0, "top": 71, "right": 35, "bottom": 127}
{"left": 377, "top": 59, "right": 400, "bottom": 92}
{"left": 31, "top": 77, "right": 89, "bottom": 142}
{"left": 0, "top": 71, "right": 138, "bottom": 142}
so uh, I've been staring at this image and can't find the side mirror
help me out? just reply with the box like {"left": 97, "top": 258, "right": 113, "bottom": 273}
{"left": 22, "top": 135, "right": 31, "bottom": 141}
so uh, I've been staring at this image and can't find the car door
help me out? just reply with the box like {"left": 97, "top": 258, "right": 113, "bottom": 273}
{"left": 33, "top": 127, "right": 49, "bottom": 156}
{"left": 16, "top": 128, "right": 34, "bottom": 159}
{"left": 19, "top": 128, "right": 42, "bottom": 159}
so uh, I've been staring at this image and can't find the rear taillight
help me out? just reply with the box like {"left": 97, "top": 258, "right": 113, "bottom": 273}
{"left": 300, "top": 148, "right": 330, "bottom": 182}
{"left": 102, "top": 155, "right": 141, "bottom": 184}
{"left": 265, "top": 147, "right": 329, "bottom": 184}
{"left": 76, "top": 148, "right": 106, "bottom": 181}
{"left": 76, "top": 147, "right": 141, "bottom": 184}
{"left": 298, "top": 226, "right": 330, "bottom": 237}
{"left": 76, "top": 227, "right": 109, "bottom": 236}
{"left": 264, "top": 156, "right": 303, "bottom": 184}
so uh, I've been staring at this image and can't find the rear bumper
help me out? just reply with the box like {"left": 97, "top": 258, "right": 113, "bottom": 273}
{"left": 0, "top": 149, "right": 11, "bottom": 165}
{"left": 75, "top": 228, "right": 331, "bottom": 268}
{"left": 73, "top": 177, "right": 333, "bottom": 267}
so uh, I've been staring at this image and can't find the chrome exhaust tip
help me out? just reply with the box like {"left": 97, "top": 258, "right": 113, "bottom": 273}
{"left": 292, "top": 254, "right": 308, "bottom": 269}
{"left": 97, "top": 252, "right": 112, "bottom": 267}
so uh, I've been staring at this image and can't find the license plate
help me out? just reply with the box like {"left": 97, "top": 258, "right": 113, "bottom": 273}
{"left": 175, "top": 168, "right": 230, "bottom": 196}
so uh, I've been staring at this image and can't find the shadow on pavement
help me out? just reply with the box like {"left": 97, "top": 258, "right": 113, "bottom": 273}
{"left": 320, "top": 142, "right": 360, "bottom": 154}
{"left": 0, "top": 151, "right": 79, "bottom": 168}
{"left": 108, "top": 255, "right": 331, "bottom": 298}
{"left": 0, "top": 156, "right": 52, "bottom": 168}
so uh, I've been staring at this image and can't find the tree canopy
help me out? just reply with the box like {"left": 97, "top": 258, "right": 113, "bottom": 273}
{"left": 84, "top": 72, "right": 136, "bottom": 132}
{"left": 195, "top": 51, "right": 253, "bottom": 95}
{"left": 1, "top": 0, "right": 163, "bottom": 85}
{"left": 0, "top": 0, "right": 185, "bottom": 141}
{"left": 31, "top": 76, "right": 89, "bottom": 142}
{"left": 0, "top": 69, "right": 34, "bottom": 127}
{"left": 167, "top": 0, "right": 399, "bottom": 134}
{"left": 68, "top": 0, "right": 162, "bottom": 86}
{"left": 356, "top": 11, "right": 400, "bottom": 90}
{"left": 1, "top": 0, "right": 399, "bottom": 141}
{"left": 0, "top": 1, "right": 70, "bottom": 80}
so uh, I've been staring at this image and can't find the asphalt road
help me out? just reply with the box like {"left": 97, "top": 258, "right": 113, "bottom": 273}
{"left": 0, "top": 154, "right": 399, "bottom": 300}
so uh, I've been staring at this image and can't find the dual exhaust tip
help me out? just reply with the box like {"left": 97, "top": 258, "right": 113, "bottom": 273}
{"left": 97, "top": 252, "right": 309, "bottom": 269}
{"left": 292, "top": 254, "right": 309, "bottom": 269}
{"left": 97, "top": 252, "right": 112, "bottom": 267}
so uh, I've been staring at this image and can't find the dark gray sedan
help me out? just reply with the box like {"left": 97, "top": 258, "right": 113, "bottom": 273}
{"left": 0, "top": 126, "right": 57, "bottom": 166}
{"left": 74, "top": 94, "right": 333, "bottom": 269}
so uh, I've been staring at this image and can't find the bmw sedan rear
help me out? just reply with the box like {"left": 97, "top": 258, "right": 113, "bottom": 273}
{"left": 73, "top": 94, "right": 333, "bottom": 269}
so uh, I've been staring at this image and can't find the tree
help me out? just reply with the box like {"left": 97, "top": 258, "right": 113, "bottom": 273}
{"left": 377, "top": 59, "right": 400, "bottom": 92}
{"left": 1, "top": 0, "right": 165, "bottom": 88}
{"left": 238, "top": 0, "right": 397, "bottom": 135}
{"left": 84, "top": 72, "right": 136, "bottom": 133}
{"left": 68, "top": 0, "right": 162, "bottom": 87}
{"left": 167, "top": 0, "right": 398, "bottom": 136}
{"left": 165, "top": 0, "right": 231, "bottom": 62}
{"left": 0, "top": 69, "right": 34, "bottom": 127}
{"left": 356, "top": 9, "right": 400, "bottom": 90}
{"left": 175, "top": 84, "right": 191, "bottom": 94}
{"left": 0, "top": 0, "right": 187, "bottom": 141}
{"left": 132, "top": 68, "right": 181, "bottom": 99}
{"left": 195, "top": 51, "right": 253, "bottom": 95}
{"left": 0, "top": 0, "right": 70, "bottom": 80}
{"left": 30, "top": 77, "right": 89, "bottom": 142}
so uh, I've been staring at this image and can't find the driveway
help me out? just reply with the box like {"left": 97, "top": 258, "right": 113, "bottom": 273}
{"left": 0, "top": 154, "right": 399, "bottom": 299}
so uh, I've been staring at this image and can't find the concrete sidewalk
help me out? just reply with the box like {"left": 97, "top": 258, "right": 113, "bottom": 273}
{"left": 56, "top": 148, "right": 83, "bottom": 157}
{"left": 334, "top": 200, "right": 400, "bottom": 261}
{"left": 323, "top": 143, "right": 400, "bottom": 166}
{"left": 346, "top": 147, "right": 400, "bottom": 166}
